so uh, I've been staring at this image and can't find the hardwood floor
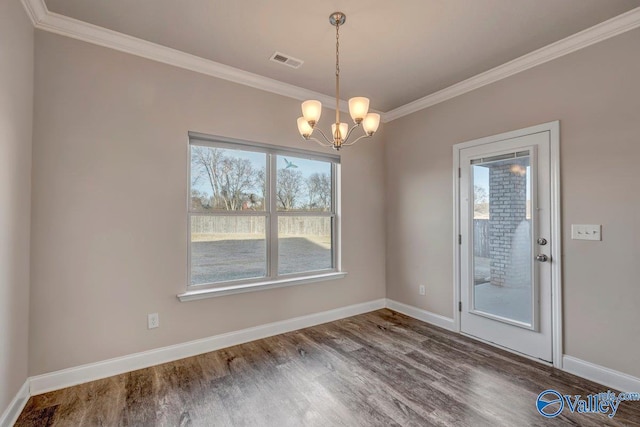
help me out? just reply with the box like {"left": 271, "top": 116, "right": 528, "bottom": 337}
{"left": 15, "top": 309, "right": 640, "bottom": 426}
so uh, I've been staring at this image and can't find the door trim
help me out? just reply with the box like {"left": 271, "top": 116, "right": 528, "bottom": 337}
{"left": 452, "top": 121, "right": 562, "bottom": 368}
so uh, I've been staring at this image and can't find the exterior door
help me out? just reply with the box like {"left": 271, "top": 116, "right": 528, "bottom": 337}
{"left": 458, "top": 125, "right": 557, "bottom": 362}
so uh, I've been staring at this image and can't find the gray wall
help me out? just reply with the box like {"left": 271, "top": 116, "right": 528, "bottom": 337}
{"left": 385, "top": 28, "right": 640, "bottom": 377}
{"left": 0, "top": 0, "right": 33, "bottom": 414}
{"left": 29, "top": 31, "right": 386, "bottom": 375}
{"left": 13, "top": 5, "right": 640, "bottom": 390}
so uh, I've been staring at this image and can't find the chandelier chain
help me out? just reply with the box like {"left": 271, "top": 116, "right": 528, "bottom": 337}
{"left": 335, "top": 19, "right": 341, "bottom": 127}
{"left": 336, "top": 20, "right": 340, "bottom": 79}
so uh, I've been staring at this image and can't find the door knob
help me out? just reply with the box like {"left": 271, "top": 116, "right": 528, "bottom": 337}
{"left": 536, "top": 254, "right": 549, "bottom": 262}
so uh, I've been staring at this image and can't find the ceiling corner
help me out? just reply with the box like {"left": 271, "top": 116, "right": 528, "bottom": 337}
{"left": 20, "top": 0, "right": 48, "bottom": 26}
{"left": 383, "top": 6, "right": 640, "bottom": 122}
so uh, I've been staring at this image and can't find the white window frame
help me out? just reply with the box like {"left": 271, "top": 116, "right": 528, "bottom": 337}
{"left": 179, "top": 132, "right": 345, "bottom": 302}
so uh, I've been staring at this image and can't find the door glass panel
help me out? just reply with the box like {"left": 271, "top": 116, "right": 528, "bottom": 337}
{"left": 472, "top": 153, "right": 533, "bottom": 326}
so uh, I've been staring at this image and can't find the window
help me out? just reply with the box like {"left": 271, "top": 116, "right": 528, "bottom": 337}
{"left": 187, "top": 133, "right": 341, "bottom": 295}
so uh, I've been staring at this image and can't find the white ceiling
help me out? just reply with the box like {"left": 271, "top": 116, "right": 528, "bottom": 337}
{"left": 44, "top": 0, "right": 640, "bottom": 112}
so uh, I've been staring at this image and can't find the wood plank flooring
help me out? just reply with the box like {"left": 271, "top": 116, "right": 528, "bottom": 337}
{"left": 15, "top": 309, "right": 640, "bottom": 426}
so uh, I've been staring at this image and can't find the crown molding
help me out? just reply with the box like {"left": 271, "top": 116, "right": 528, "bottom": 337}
{"left": 19, "top": 0, "right": 47, "bottom": 26}
{"left": 20, "top": 0, "right": 640, "bottom": 123}
{"left": 383, "top": 6, "right": 640, "bottom": 122}
{"left": 20, "top": 0, "right": 351, "bottom": 113}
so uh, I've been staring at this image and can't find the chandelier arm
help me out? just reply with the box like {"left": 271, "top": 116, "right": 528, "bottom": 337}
{"left": 341, "top": 133, "right": 372, "bottom": 147}
{"left": 312, "top": 127, "right": 334, "bottom": 145}
{"left": 343, "top": 123, "right": 361, "bottom": 145}
{"left": 308, "top": 137, "right": 334, "bottom": 148}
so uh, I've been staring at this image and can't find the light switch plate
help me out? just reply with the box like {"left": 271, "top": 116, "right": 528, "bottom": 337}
{"left": 571, "top": 224, "right": 601, "bottom": 241}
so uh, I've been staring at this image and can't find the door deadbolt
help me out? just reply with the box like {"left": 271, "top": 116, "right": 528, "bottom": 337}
{"left": 536, "top": 254, "right": 549, "bottom": 262}
{"left": 537, "top": 238, "right": 548, "bottom": 246}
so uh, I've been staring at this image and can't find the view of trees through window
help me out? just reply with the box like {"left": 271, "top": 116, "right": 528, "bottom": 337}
{"left": 189, "top": 143, "right": 335, "bottom": 286}
{"left": 190, "top": 146, "right": 266, "bottom": 211}
{"left": 190, "top": 146, "right": 332, "bottom": 212}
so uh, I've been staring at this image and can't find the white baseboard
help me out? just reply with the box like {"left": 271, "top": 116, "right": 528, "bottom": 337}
{"left": 384, "top": 300, "right": 640, "bottom": 393}
{"left": 562, "top": 355, "right": 640, "bottom": 393}
{"left": 22, "top": 298, "right": 640, "bottom": 406}
{"left": 30, "top": 298, "right": 386, "bottom": 395}
{"left": 0, "top": 380, "right": 29, "bottom": 427}
{"left": 385, "top": 299, "right": 456, "bottom": 331}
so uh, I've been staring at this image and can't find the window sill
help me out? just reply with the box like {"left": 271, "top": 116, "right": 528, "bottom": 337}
{"left": 177, "top": 272, "right": 347, "bottom": 302}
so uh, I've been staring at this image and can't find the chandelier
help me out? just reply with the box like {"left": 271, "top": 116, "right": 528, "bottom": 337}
{"left": 297, "top": 12, "right": 380, "bottom": 151}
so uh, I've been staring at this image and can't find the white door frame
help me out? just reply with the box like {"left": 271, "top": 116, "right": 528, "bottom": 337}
{"left": 452, "top": 121, "right": 563, "bottom": 369}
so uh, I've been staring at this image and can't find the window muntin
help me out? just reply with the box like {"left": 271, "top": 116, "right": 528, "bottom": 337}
{"left": 188, "top": 135, "right": 339, "bottom": 289}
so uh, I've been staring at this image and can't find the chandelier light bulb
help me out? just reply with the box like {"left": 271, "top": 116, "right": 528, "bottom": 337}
{"left": 297, "top": 117, "right": 313, "bottom": 138}
{"left": 362, "top": 113, "right": 381, "bottom": 136}
{"left": 301, "top": 100, "right": 322, "bottom": 126}
{"left": 331, "top": 122, "right": 349, "bottom": 140}
{"left": 348, "top": 97, "right": 370, "bottom": 123}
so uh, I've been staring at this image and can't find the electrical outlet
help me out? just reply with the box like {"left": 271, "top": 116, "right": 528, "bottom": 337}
{"left": 148, "top": 313, "right": 159, "bottom": 329}
{"left": 419, "top": 285, "right": 426, "bottom": 296}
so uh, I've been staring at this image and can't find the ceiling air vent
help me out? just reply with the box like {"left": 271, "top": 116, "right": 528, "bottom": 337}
{"left": 270, "top": 51, "right": 304, "bottom": 69}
